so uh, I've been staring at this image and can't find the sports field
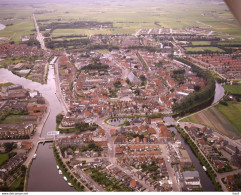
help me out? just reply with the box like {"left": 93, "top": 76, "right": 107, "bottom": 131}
{"left": 181, "top": 102, "right": 241, "bottom": 139}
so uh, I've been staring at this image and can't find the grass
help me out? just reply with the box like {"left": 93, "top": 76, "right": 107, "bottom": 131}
{"left": 192, "top": 41, "right": 211, "bottom": 46}
{"left": 0, "top": 56, "right": 35, "bottom": 68}
{"left": 9, "top": 176, "right": 24, "bottom": 191}
{"left": 0, "top": 82, "right": 13, "bottom": 90}
{"left": 186, "top": 47, "right": 224, "bottom": 52}
{"left": 181, "top": 102, "right": 241, "bottom": 139}
{"left": 97, "top": 49, "right": 109, "bottom": 54}
{"left": 1, "top": 115, "right": 26, "bottom": 124}
{"left": 218, "top": 41, "right": 241, "bottom": 46}
{"left": 0, "top": 0, "right": 239, "bottom": 42}
{"left": 0, "top": 153, "right": 9, "bottom": 166}
{"left": 216, "top": 101, "right": 241, "bottom": 138}
{"left": 0, "top": 19, "right": 35, "bottom": 43}
{"left": 223, "top": 84, "right": 241, "bottom": 95}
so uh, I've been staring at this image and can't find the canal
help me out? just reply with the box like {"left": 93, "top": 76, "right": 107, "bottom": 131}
{"left": 163, "top": 82, "right": 225, "bottom": 191}
{"left": 0, "top": 66, "right": 75, "bottom": 191}
{"left": 169, "top": 125, "right": 216, "bottom": 191}
{"left": 0, "top": 23, "right": 6, "bottom": 31}
{"left": 0, "top": 62, "right": 225, "bottom": 192}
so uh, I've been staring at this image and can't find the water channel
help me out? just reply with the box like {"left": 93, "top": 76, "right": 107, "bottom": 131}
{"left": 0, "top": 23, "right": 6, "bottom": 31}
{"left": 0, "top": 66, "right": 75, "bottom": 191}
{"left": 0, "top": 64, "right": 225, "bottom": 191}
{"left": 163, "top": 82, "right": 225, "bottom": 191}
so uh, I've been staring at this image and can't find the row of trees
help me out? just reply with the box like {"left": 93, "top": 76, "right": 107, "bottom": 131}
{"left": 40, "top": 21, "right": 113, "bottom": 32}
{"left": 46, "top": 38, "right": 90, "bottom": 49}
{"left": 172, "top": 57, "right": 216, "bottom": 114}
{"left": 176, "top": 126, "right": 222, "bottom": 191}
{"left": 53, "top": 144, "right": 85, "bottom": 191}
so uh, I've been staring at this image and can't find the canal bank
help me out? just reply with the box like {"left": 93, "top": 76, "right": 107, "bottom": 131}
{"left": 163, "top": 83, "right": 225, "bottom": 191}
{"left": 0, "top": 66, "right": 75, "bottom": 191}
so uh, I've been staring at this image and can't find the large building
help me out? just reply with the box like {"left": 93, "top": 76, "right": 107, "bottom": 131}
{"left": 0, "top": 124, "right": 34, "bottom": 138}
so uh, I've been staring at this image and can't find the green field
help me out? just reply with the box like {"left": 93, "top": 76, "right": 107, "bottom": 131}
{"left": 224, "top": 84, "right": 241, "bottom": 95}
{"left": 0, "top": 0, "right": 241, "bottom": 42}
{"left": 9, "top": 176, "right": 24, "bottom": 191}
{"left": 1, "top": 115, "right": 26, "bottom": 124}
{"left": 181, "top": 102, "right": 241, "bottom": 139}
{"left": 0, "top": 82, "right": 13, "bottom": 89}
{"left": 218, "top": 41, "right": 241, "bottom": 46}
{"left": 186, "top": 47, "right": 224, "bottom": 52}
{"left": 216, "top": 102, "right": 241, "bottom": 137}
{"left": 0, "top": 153, "right": 9, "bottom": 166}
{"left": 192, "top": 41, "right": 211, "bottom": 45}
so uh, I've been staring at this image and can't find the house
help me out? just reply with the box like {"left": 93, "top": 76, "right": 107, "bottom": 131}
{"left": 182, "top": 171, "right": 202, "bottom": 190}
{"left": 224, "top": 144, "right": 236, "bottom": 155}
{"left": 150, "top": 118, "right": 163, "bottom": 124}
{"left": 147, "top": 128, "right": 156, "bottom": 134}
{"left": 110, "top": 129, "right": 117, "bottom": 136}
{"left": 0, "top": 124, "right": 34, "bottom": 138}
{"left": 130, "top": 179, "right": 137, "bottom": 188}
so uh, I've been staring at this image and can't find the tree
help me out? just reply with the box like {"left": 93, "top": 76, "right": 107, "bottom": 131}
{"left": 123, "top": 120, "right": 130, "bottom": 126}
{"left": 114, "top": 81, "right": 122, "bottom": 88}
{"left": 194, "top": 85, "right": 201, "bottom": 91}
{"left": 56, "top": 114, "right": 64, "bottom": 124}
{"left": 3, "top": 142, "right": 16, "bottom": 152}
{"left": 125, "top": 79, "right": 131, "bottom": 86}
{"left": 139, "top": 74, "right": 146, "bottom": 82}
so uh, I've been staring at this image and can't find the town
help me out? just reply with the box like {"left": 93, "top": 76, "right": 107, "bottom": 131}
{"left": 0, "top": 18, "right": 241, "bottom": 192}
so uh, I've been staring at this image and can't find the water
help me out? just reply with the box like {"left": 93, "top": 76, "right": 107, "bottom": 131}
{"left": 212, "top": 82, "right": 225, "bottom": 105}
{"left": 0, "top": 67, "right": 75, "bottom": 191}
{"left": 28, "top": 143, "right": 75, "bottom": 191}
{"left": 0, "top": 23, "right": 6, "bottom": 31}
{"left": 168, "top": 126, "right": 216, "bottom": 191}
{"left": 0, "top": 67, "right": 225, "bottom": 191}
{"left": 162, "top": 83, "right": 225, "bottom": 191}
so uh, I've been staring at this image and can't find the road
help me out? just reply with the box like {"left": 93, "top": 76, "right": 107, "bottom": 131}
{"left": 94, "top": 117, "right": 115, "bottom": 164}
{"left": 56, "top": 147, "right": 91, "bottom": 192}
{"left": 54, "top": 60, "right": 68, "bottom": 114}
{"left": 33, "top": 13, "right": 47, "bottom": 50}
{"left": 76, "top": 169, "right": 105, "bottom": 192}
{"left": 177, "top": 122, "right": 232, "bottom": 191}
{"left": 106, "top": 54, "right": 129, "bottom": 80}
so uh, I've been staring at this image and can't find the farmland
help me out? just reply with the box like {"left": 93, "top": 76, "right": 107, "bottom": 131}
{"left": 0, "top": 0, "right": 241, "bottom": 42}
{"left": 181, "top": 102, "right": 241, "bottom": 139}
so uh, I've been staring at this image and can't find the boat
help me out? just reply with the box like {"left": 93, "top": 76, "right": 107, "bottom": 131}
{"left": 33, "top": 153, "right": 37, "bottom": 159}
{"left": 57, "top": 165, "right": 59, "bottom": 170}
{"left": 68, "top": 182, "right": 73, "bottom": 187}
{"left": 63, "top": 176, "right": 67, "bottom": 181}
{"left": 203, "top": 166, "right": 207, "bottom": 171}
{"left": 58, "top": 170, "right": 63, "bottom": 175}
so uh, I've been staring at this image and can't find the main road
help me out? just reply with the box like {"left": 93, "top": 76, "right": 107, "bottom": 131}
{"left": 33, "top": 13, "right": 46, "bottom": 50}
